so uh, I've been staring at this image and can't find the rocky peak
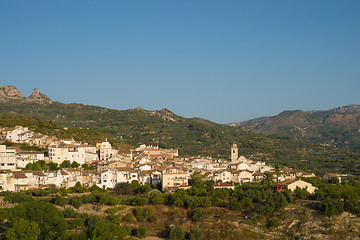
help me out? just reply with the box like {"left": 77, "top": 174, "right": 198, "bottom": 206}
{"left": 26, "top": 88, "right": 52, "bottom": 104}
{"left": 331, "top": 104, "right": 360, "bottom": 113}
{"left": 0, "top": 85, "right": 25, "bottom": 102}
{"left": 130, "top": 106, "right": 145, "bottom": 111}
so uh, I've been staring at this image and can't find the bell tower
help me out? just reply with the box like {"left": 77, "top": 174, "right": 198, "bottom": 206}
{"left": 231, "top": 143, "right": 238, "bottom": 162}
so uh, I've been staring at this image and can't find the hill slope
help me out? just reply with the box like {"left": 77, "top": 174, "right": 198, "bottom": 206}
{"left": 230, "top": 105, "right": 360, "bottom": 153}
{"left": 1, "top": 86, "right": 360, "bottom": 175}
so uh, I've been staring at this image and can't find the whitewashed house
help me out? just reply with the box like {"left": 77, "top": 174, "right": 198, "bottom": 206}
{"left": 0, "top": 145, "right": 16, "bottom": 170}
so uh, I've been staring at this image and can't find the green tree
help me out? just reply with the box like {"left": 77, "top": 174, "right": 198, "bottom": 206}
{"left": 88, "top": 219, "right": 127, "bottom": 240}
{"left": 189, "top": 171, "right": 206, "bottom": 187}
{"left": 47, "top": 162, "right": 59, "bottom": 170}
{"left": 273, "top": 164, "right": 281, "bottom": 191}
{"left": 6, "top": 218, "right": 41, "bottom": 240}
{"left": 149, "top": 191, "right": 165, "bottom": 204}
{"left": 71, "top": 161, "right": 80, "bottom": 168}
{"left": 320, "top": 198, "right": 344, "bottom": 217}
{"left": 60, "top": 160, "right": 71, "bottom": 169}
{"left": 9, "top": 201, "right": 67, "bottom": 239}
{"left": 262, "top": 172, "right": 275, "bottom": 188}
{"left": 82, "top": 163, "right": 90, "bottom": 170}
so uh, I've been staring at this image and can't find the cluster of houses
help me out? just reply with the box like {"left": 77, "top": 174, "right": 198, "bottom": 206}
{"left": 0, "top": 126, "right": 326, "bottom": 194}
{"left": 0, "top": 126, "right": 55, "bottom": 147}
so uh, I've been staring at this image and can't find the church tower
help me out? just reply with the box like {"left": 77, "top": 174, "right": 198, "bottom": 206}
{"left": 231, "top": 143, "right": 238, "bottom": 162}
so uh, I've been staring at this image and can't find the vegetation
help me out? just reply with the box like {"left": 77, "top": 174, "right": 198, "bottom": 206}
{"left": 1, "top": 176, "right": 360, "bottom": 239}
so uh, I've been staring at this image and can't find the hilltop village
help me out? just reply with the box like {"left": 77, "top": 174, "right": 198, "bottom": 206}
{"left": 0, "top": 125, "right": 320, "bottom": 193}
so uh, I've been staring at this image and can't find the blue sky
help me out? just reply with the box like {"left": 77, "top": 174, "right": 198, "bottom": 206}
{"left": 1, "top": 1, "right": 359, "bottom": 123}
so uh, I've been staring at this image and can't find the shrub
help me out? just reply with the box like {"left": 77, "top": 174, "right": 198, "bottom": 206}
{"left": 130, "top": 196, "right": 149, "bottom": 206}
{"left": 149, "top": 191, "right": 165, "bottom": 204}
{"left": 134, "top": 208, "right": 145, "bottom": 222}
{"left": 192, "top": 209, "right": 210, "bottom": 222}
{"left": 107, "top": 206, "right": 119, "bottom": 215}
{"left": 320, "top": 198, "right": 344, "bottom": 217}
{"left": 189, "top": 228, "right": 204, "bottom": 240}
{"left": 170, "top": 226, "right": 186, "bottom": 240}
{"left": 122, "top": 225, "right": 132, "bottom": 236}
{"left": 144, "top": 207, "right": 153, "bottom": 218}
{"left": 68, "top": 218, "right": 85, "bottom": 230}
{"left": 267, "top": 217, "right": 280, "bottom": 228}
{"left": 4, "top": 193, "right": 33, "bottom": 203}
{"left": 52, "top": 195, "right": 69, "bottom": 207}
{"left": 64, "top": 207, "right": 78, "bottom": 218}
{"left": 136, "top": 226, "right": 148, "bottom": 238}
{"left": 147, "top": 215, "right": 157, "bottom": 222}
{"left": 69, "top": 197, "right": 83, "bottom": 209}
{"left": 123, "top": 213, "right": 134, "bottom": 222}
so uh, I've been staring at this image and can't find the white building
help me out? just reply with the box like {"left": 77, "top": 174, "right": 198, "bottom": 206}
{"left": 5, "top": 126, "right": 29, "bottom": 143}
{"left": 48, "top": 142, "right": 87, "bottom": 165}
{"left": 16, "top": 151, "right": 45, "bottom": 168}
{"left": 97, "top": 141, "right": 117, "bottom": 161}
{"left": 0, "top": 145, "right": 16, "bottom": 170}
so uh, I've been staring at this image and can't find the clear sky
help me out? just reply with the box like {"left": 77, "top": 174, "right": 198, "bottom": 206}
{"left": 1, "top": 1, "right": 359, "bottom": 123}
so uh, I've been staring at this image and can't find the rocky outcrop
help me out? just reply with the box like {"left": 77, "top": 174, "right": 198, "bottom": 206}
{"left": 331, "top": 104, "right": 360, "bottom": 113}
{"left": 0, "top": 86, "right": 51, "bottom": 104}
{"left": 26, "top": 88, "right": 52, "bottom": 104}
{"left": 0, "top": 85, "right": 25, "bottom": 102}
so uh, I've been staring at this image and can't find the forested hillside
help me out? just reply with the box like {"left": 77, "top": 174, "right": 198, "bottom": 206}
{"left": 1, "top": 100, "right": 360, "bottom": 176}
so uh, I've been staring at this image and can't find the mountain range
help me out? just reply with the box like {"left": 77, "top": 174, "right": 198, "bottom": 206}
{"left": 230, "top": 105, "right": 360, "bottom": 153}
{"left": 1, "top": 85, "right": 360, "bottom": 175}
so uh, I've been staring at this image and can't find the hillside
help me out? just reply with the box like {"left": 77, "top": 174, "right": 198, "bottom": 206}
{"left": 230, "top": 105, "right": 360, "bottom": 153}
{"left": 1, "top": 86, "right": 360, "bottom": 176}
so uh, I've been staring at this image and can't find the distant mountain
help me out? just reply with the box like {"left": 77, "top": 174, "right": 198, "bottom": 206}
{"left": 1, "top": 85, "right": 360, "bottom": 175}
{"left": 230, "top": 104, "right": 360, "bottom": 153}
{"left": 0, "top": 85, "right": 52, "bottom": 104}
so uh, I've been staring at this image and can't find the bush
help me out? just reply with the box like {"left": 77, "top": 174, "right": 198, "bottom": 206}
{"left": 192, "top": 209, "right": 210, "bottom": 222}
{"left": 170, "top": 226, "right": 186, "bottom": 240}
{"left": 267, "top": 217, "right": 280, "bottom": 228}
{"left": 69, "top": 197, "right": 83, "bottom": 209}
{"left": 4, "top": 193, "right": 33, "bottom": 203}
{"left": 320, "top": 198, "right": 344, "bottom": 217}
{"left": 130, "top": 196, "right": 149, "bottom": 206}
{"left": 147, "top": 215, "right": 157, "bottom": 222}
{"left": 136, "top": 226, "right": 148, "bottom": 238}
{"left": 149, "top": 191, "right": 165, "bottom": 204}
{"left": 68, "top": 218, "right": 85, "bottom": 230}
{"left": 64, "top": 207, "right": 78, "bottom": 218}
{"left": 144, "top": 207, "right": 153, "bottom": 218}
{"left": 123, "top": 213, "right": 134, "bottom": 222}
{"left": 122, "top": 225, "right": 132, "bottom": 236}
{"left": 134, "top": 208, "right": 145, "bottom": 222}
{"left": 107, "top": 206, "right": 119, "bottom": 215}
{"left": 52, "top": 195, "right": 69, "bottom": 207}
{"left": 189, "top": 228, "right": 204, "bottom": 240}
